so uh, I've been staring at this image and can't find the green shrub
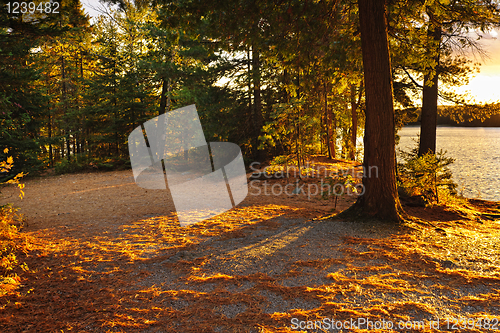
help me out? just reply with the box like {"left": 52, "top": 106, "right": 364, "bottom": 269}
{"left": 397, "top": 148, "right": 457, "bottom": 204}
{"left": 95, "top": 157, "right": 130, "bottom": 171}
{"left": 270, "top": 155, "right": 297, "bottom": 166}
{"left": 54, "top": 157, "right": 87, "bottom": 174}
{"left": 54, "top": 155, "right": 131, "bottom": 175}
{"left": 320, "top": 174, "right": 360, "bottom": 210}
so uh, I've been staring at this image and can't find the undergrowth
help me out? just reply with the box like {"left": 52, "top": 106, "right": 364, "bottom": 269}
{"left": 54, "top": 154, "right": 131, "bottom": 174}
{"left": 0, "top": 148, "right": 30, "bottom": 295}
{"left": 0, "top": 204, "right": 29, "bottom": 293}
{"left": 398, "top": 148, "right": 457, "bottom": 205}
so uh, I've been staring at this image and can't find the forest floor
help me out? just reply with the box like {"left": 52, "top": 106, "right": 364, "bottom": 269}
{"left": 1, "top": 157, "right": 500, "bottom": 332}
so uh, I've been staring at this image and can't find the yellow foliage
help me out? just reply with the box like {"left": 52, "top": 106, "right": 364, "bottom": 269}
{"left": 1, "top": 148, "right": 25, "bottom": 199}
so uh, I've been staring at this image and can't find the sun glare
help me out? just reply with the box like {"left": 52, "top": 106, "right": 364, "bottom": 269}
{"left": 455, "top": 74, "right": 500, "bottom": 104}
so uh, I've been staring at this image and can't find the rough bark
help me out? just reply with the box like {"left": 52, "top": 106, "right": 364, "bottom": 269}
{"left": 348, "top": 0, "right": 404, "bottom": 221}
{"left": 418, "top": 25, "right": 441, "bottom": 156}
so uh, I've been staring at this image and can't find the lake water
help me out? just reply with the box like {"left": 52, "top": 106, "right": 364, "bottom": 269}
{"left": 397, "top": 126, "right": 500, "bottom": 202}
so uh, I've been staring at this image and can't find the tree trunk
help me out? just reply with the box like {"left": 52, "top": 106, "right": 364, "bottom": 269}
{"left": 418, "top": 25, "right": 441, "bottom": 156}
{"left": 252, "top": 45, "right": 265, "bottom": 161}
{"left": 113, "top": 63, "right": 119, "bottom": 157}
{"left": 330, "top": 105, "right": 336, "bottom": 159}
{"left": 324, "top": 83, "right": 332, "bottom": 159}
{"left": 349, "top": 0, "right": 404, "bottom": 221}
{"left": 247, "top": 48, "right": 253, "bottom": 142}
{"left": 66, "top": 134, "right": 71, "bottom": 161}
{"left": 75, "top": 56, "right": 81, "bottom": 156}
{"left": 159, "top": 77, "right": 167, "bottom": 115}
{"left": 61, "top": 56, "right": 71, "bottom": 162}
{"left": 167, "top": 78, "right": 172, "bottom": 112}
{"left": 48, "top": 113, "right": 53, "bottom": 167}
{"left": 87, "top": 127, "right": 91, "bottom": 158}
{"left": 342, "top": 99, "right": 349, "bottom": 158}
{"left": 349, "top": 84, "right": 360, "bottom": 161}
{"left": 74, "top": 135, "right": 78, "bottom": 156}
{"left": 80, "top": 53, "right": 84, "bottom": 155}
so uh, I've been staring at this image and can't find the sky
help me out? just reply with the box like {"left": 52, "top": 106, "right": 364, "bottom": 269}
{"left": 81, "top": 0, "right": 104, "bottom": 20}
{"left": 80, "top": 0, "right": 500, "bottom": 104}
{"left": 454, "top": 30, "right": 500, "bottom": 104}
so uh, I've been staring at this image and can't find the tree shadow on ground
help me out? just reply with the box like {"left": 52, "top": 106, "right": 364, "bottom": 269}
{"left": 3, "top": 198, "right": 500, "bottom": 332}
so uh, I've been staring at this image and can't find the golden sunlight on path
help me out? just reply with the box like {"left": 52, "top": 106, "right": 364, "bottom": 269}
{"left": 2, "top": 163, "right": 500, "bottom": 332}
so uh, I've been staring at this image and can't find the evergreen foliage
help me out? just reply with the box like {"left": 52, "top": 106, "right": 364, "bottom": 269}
{"left": 0, "top": 0, "right": 499, "bottom": 179}
{"left": 398, "top": 148, "right": 457, "bottom": 204}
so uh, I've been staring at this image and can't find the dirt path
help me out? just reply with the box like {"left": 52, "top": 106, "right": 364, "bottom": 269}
{"left": 1, "top": 165, "right": 500, "bottom": 332}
